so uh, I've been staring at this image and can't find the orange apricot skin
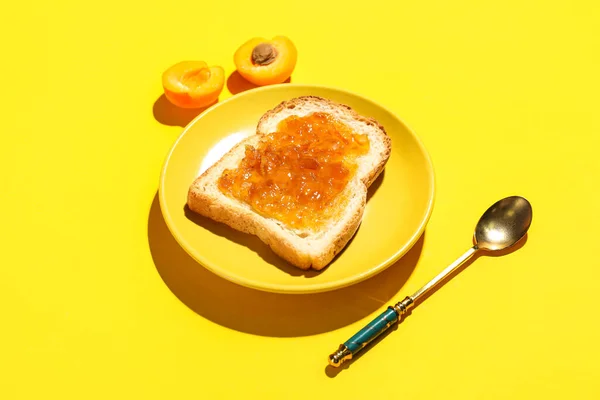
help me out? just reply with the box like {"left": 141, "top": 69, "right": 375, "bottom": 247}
{"left": 234, "top": 36, "right": 297, "bottom": 86}
{"left": 162, "top": 61, "right": 225, "bottom": 109}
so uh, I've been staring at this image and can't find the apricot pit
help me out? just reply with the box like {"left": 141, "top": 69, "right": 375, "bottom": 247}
{"left": 234, "top": 36, "right": 297, "bottom": 86}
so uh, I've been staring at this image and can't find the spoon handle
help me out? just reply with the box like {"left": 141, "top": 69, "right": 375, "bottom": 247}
{"left": 328, "top": 296, "right": 414, "bottom": 367}
{"left": 411, "top": 246, "right": 478, "bottom": 302}
{"left": 328, "top": 246, "right": 478, "bottom": 367}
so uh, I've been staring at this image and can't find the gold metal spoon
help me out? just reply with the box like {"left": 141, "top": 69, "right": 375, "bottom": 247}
{"left": 329, "top": 195, "right": 533, "bottom": 367}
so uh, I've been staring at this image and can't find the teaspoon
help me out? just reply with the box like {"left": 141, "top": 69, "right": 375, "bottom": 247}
{"left": 328, "top": 195, "right": 533, "bottom": 367}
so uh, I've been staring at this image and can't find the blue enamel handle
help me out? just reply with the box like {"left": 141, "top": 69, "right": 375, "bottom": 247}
{"left": 328, "top": 296, "right": 414, "bottom": 367}
{"left": 344, "top": 307, "right": 399, "bottom": 353}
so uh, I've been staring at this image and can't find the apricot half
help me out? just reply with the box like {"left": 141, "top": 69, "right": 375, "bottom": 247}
{"left": 234, "top": 36, "right": 297, "bottom": 86}
{"left": 162, "top": 61, "right": 224, "bottom": 108}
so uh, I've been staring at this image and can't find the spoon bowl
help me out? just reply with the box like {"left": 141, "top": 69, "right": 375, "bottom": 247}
{"left": 474, "top": 196, "right": 533, "bottom": 251}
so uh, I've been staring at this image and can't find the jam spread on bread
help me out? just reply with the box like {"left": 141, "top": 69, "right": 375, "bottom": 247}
{"left": 217, "top": 112, "right": 370, "bottom": 230}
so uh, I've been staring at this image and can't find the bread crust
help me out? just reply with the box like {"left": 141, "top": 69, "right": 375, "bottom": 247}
{"left": 187, "top": 96, "right": 391, "bottom": 270}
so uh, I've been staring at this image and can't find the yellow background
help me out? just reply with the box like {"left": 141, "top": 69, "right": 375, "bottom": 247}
{"left": 2, "top": 0, "right": 599, "bottom": 398}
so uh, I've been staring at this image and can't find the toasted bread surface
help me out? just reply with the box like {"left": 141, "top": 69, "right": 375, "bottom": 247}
{"left": 187, "top": 96, "right": 391, "bottom": 270}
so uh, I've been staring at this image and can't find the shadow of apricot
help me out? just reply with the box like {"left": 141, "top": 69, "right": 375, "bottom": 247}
{"left": 227, "top": 71, "right": 292, "bottom": 95}
{"left": 147, "top": 192, "right": 425, "bottom": 337}
{"left": 152, "top": 94, "right": 217, "bottom": 127}
{"left": 324, "top": 233, "right": 530, "bottom": 377}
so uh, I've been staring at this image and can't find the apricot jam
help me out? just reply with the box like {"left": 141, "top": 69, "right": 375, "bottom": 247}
{"left": 217, "top": 112, "right": 370, "bottom": 230}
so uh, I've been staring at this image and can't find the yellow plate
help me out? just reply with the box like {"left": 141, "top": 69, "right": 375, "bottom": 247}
{"left": 159, "top": 84, "right": 435, "bottom": 294}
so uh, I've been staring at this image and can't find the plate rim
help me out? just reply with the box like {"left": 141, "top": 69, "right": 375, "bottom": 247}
{"left": 158, "top": 83, "right": 436, "bottom": 294}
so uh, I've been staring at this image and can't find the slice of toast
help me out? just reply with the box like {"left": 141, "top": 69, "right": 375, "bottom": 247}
{"left": 187, "top": 96, "right": 391, "bottom": 270}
